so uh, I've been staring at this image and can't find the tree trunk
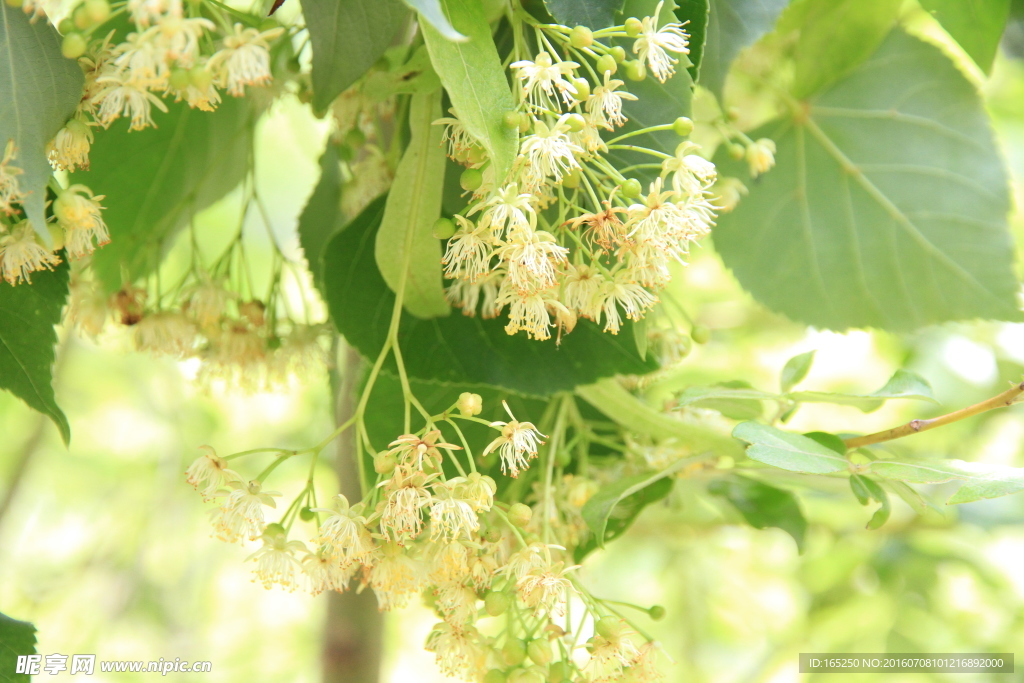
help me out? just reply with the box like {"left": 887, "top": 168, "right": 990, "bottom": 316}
{"left": 322, "top": 341, "right": 383, "bottom": 683}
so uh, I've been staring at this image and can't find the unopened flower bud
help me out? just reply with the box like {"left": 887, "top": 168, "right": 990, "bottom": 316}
{"left": 527, "top": 638, "right": 553, "bottom": 665}
{"left": 610, "top": 45, "right": 627, "bottom": 63}
{"left": 596, "top": 54, "right": 617, "bottom": 75}
{"left": 460, "top": 168, "right": 483, "bottom": 192}
{"left": 508, "top": 502, "right": 532, "bottom": 528}
{"left": 624, "top": 59, "right": 646, "bottom": 81}
{"left": 570, "top": 25, "right": 593, "bottom": 48}
{"left": 691, "top": 324, "right": 710, "bottom": 344}
{"left": 621, "top": 178, "right": 642, "bottom": 198}
{"left": 649, "top": 604, "right": 667, "bottom": 620}
{"left": 727, "top": 143, "right": 745, "bottom": 160}
{"left": 502, "top": 638, "right": 527, "bottom": 666}
{"left": 565, "top": 114, "right": 585, "bottom": 132}
{"left": 569, "top": 77, "right": 590, "bottom": 101}
{"left": 484, "top": 670, "right": 507, "bottom": 683}
{"left": 673, "top": 116, "right": 694, "bottom": 136}
{"left": 504, "top": 111, "right": 521, "bottom": 129}
{"left": 432, "top": 217, "right": 456, "bottom": 239}
{"left": 595, "top": 615, "right": 625, "bottom": 639}
{"left": 624, "top": 17, "right": 643, "bottom": 37}
{"left": 374, "top": 450, "right": 397, "bottom": 474}
{"left": 84, "top": 0, "right": 110, "bottom": 24}
{"left": 457, "top": 391, "right": 483, "bottom": 416}
{"left": 61, "top": 33, "right": 87, "bottom": 59}
{"left": 485, "top": 591, "right": 511, "bottom": 616}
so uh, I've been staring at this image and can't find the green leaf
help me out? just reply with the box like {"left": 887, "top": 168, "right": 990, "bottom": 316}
{"left": 581, "top": 455, "right": 696, "bottom": 547}
{"left": 404, "top": 0, "right": 467, "bottom": 40}
{"left": 300, "top": 0, "right": 411, "bottom": 111}
{"left": 780, "top": 350, "right": 814, "bottom": 392}
{"left": 849, "top": 473, "right": 871, "bottom": 504}
{"left": 733, "top": 421, "right": 847, "bottom": 473}
{"left": 789, "top": 369, "right": 936, "bottom": 413}
{"left": 676, "top": 381, "right": 766, "bottom": 419}
{"left": 867, "top": 459, "right": 1024, "bottom": 505}
{"left": 714, "top": 30, "right": 1019, "bottom": 331}
{"left": 80, "top": 97, "right": 256, "bottom": 292}
{"left": 579, "top": 379, "right": 743, "bottom": 454}
{"left": 544, "top": 0, "right": 624, "bottom": 28}
{"left": 708, "top": 474, "right": 806, "bottom": 551}
{"left": 421, "top": 0, "right": 519, "bottom": 185}
{"left": 786, "top": 0, "right": 901, "bottom": 99}
{"left": 632, "top": 314, "right": 648, "bottom": 361}
{"left": 0, "top": 260, "right": 70, "bottom": 444}
{"left": 375, "top": 90, "right": 450, "bottom": 318}
{"left": 866, "top": 493, "right": 891, "bottom": 529}
{"left": 674, "top": 0, "right": 710, "bottom": 81}
{"left": 919, "top": 0, "right": 1010, "bottom": 74}
{"left": 0, "top": 612, "right": 37, "bottom": 682}
{"left": 803, "top": 430, "right": 846, "bottom": 454}
{"left": 699, "top": 0, "right": 789, "bottom": 97}
{"left": 0, "top": 3, "right": 84, "bottom": 240}
{"left": 322, "top": 198, "right": 657, "bottom": 395}
{"left": 298, "top": 143, "right": 344, "bottom": 292}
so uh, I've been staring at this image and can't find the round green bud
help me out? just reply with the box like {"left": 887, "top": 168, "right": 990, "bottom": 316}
{"left": 345, "top": 127, "right": 366, "bottom": 148}
{"left": 526, "top": 639, "right": 553, "bottom": 666}
{"left": 502, "top": 638, "right": 528, "bottom": 666}
{"left": 562, "top": 168, "right": 581, "bottom": 189}
{"left": 569, "top": 77, "right": 590, "bottom": 101}
{"left": 373, "top": 450, "right": 397, "bottom": 474}
{"left": 596, "top": 54, "right": 617, "bottom": 75}
{"left": 511, "top": 670, "right": 545, "bottom": 683}
{"left": 504, "top": 111, "right": 522, "bottom": 129}
{"left": 565, "top": 113, "right": 585, "bottom": 133}
{"left": 432, "top": 217, "right": 456, "bottom": 240}
{"left": 547, "top": 661, "right": 571, "bottom": 682}
{"left": 84, "top": 0, "right": 110, "bottom": 24}
{"left": 621, "top": 178, "right": 642, "bottom": 198}
{"left": 485, "top": 591, "right": 511, "bottom": 617}
{"left": 484, "top": 526, "right": 502, "bottom": 543}
{"left": 169, "top": 68, "right": 190, "bottom": 91}
{"left": 624, "top": 59, "right": 647, "bottom": 81}
{"left": 648, "top": 604, "right": 667, "bottom": 620}
{"left": 569, "top": 25, "right": 593, "bottom": 49}
{"left": 610, "top": 45, "right": 627, "bottom": 63}
{"left": 188, "top": 65, "right": 213, "bottom": 90}
{"left": 555, "top": 449, "right": 571, "bottom": 467}
{"left": 518, "top": 112, "right": 533, "bottom": 133}
{"left": 595, "top": 616, "right": 624, "bottom": 639}
{"left": 691, "top": 324, "right": 711, "bottom": 344}
{"left": 508, "top": 502, "right": 533, "bottom": 528}
{"left": 484, "top": 670, "right": 507, "bottom": 683}
{"left": 299, "top": 506, "right": 315, "bottom": 522}
{"left": 467, "top": 144, "right": 487, "bottom": 165}
{"left": 72, "top": 4, "right": 90, "bottom": 29}
{"left": 57, "top": 17, "right": 74, "bottom": 33}
{"left": 727, "top": 143, "right": 745, "bottom": 160}
{"left": 61, "top": 33, "right": 88, "bottom": 59}
{"left": 460, "top": 167, "right": 483, "bottom": 192}
{"left": 624, "top": 17, "right": 643, "bottom": 37}
{"left": 673, "top": 116, "right": 694, "bottom": 137}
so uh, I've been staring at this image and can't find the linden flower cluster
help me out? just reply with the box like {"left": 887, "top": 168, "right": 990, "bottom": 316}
{"left": 438, "top": 6, "right": 718, "bottom": 342}
{"left": 186, "top": 393, "right": 669, "bottom": 682}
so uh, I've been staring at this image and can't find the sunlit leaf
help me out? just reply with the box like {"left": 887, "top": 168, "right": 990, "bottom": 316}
{"left": 780, "top": 350, "right": 814, "bottom": 392}
{"left": 919, "top": 0, "right": 1010, "bottom": 74}
{"left": 790, "top": 369, "right": 935, "bottom": 413}
{"left": 699, "top": 0, "right": 789, "bottom": 97}
{"left": 733, "top": 421, "right": 847, "bottom": 473}
{"left": 868, "top": 459, "right": 1024, "bottom": 505}
{"left": 405, "top": 0, "right": 466, "bottom": 41}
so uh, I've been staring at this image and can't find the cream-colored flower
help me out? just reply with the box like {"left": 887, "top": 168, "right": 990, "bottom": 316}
{"left": 247, "top": 524, "right": 307, "bottom": 591}
{"left": 185, "top": 445, "right": 241, "bottom": 501}
{"left": 499, "top": 228, "right": 568, "bottom": 294}
{"left": 483, "top": 401, "right": 546, "bottom": 477}
{"left": 510, "top": 51, "right": 579, "bottom": 109}
{"left": 134, "top": 311, "right": 197, "bottom": 357}
{"left": 369, "top": 543, "right": 424, "bottom": 610}
{"left": 313, "top": 494, "right": 376, "bottom": 567}
{"left": 587, "top": 72, "right": 638, "bottom": 129}
{"left": 746, "top": 138, "right": 776, "bottom": 177}
{"left": 209, "top": 24, "right": 284, "bottom": 96}
{"left": 54, "top": 185, "right": 110, "bottom": 259}
{"left": 429, "top": 480, "right": 479, "bottom": 542}
{"left": 0, "top": 141, "right": 26, "bottom": 215}
{"left": 388, "top": 429, "right": 461, "bottom": 471}
{"left": 442, "top": 216, "right": 495, "bottom": 283}
{"left": 424, "top": 622, "right": 486, "bottom": 678}
{"left": 210, "top": 479, "right": 281, "bottom": 543}
{"left": 661, "top": 141, "right": 716, "bottom": 197}
{"left": 302, "top": 551, "right": 357, "bottom": 595}
{"left": 516, "top": 561, "right": 577, "bottom": 616}
{"left": 47, "top": 120, "right": 94, "bottom": 171}
{"left": 0, "top": 223, "right": 59, "bottom": 285}
{"left": 92, "top": 77, "right": 169, "bottom": 130}
{"left": 632, "top": 2, "right": 690, "bottom": 82}
{"left": 379, "top": 467, "right": 435, "bottom": 542}
{"left": 519, "top": 118, "right": 583, "bottom": 187}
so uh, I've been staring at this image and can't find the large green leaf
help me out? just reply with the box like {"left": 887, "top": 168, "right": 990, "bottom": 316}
{"left": 0, "top": 3, "right": 84, "bottom": 240}
{"left": 868, "top": 459, "right": 1024, "bottom": 505}
{"left": 298, "top": 143, "right": 344, "bottom": 293}
{"left": 708, "top": 474, "right": 806, "bottom": 551}
{"left": 700, "top": 0, "right": 789, "bottom": 97}
{"left": 733, "top": 421, "right": 848, "bottom": 473}
{"left": 80, "top": 97, "right": 256, "bottom": 292}
{"left": 785, "top": 0, "right": 901, "bottom": 99}
{"left": 714, "top": 30, "right": 1019, "bottom": 331}
{"left": 322, "top": 197, "right": 657, "bottom": 395}
{"left": 300, "top": 0, "right": 411, "bottom": 111}
{"left": 544, "top": 0, "right": 624, "bottom": 28}
{"left": 920, "top": 0, "right": 1010, "bottom": 74}
{"left": 0, "top": 612, "right": 37, "bottom": 682}
{"left": 404, "top": 0, "right": 466, "bottom": 40}
{"left": 375, "top": 89, "right": 449, "bottom": 318}
{"left": 0, "top": 260, "right": 69, "bottom": 444}
{"left": 674, "top": 0, "right": 710, "bottom": 81}
{"left": 421, "top": 0, "right": 519, "bottom": 185}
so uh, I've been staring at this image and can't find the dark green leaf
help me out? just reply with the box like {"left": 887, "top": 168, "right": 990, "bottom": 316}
{"left": 81, "top": 97, "right": 256, "bottom": 292}
{"left": 708, "top": 474, "right": 806, "bottom": 551}
{"left": 674, "top": 0, "right": 710, "bottom": 81}
{"left": 786, "top": 0, "right": 901, "bottom": 99}
{"left": 0, "top": 260, "right": 69, "bottom": 444}
{"left": 733, "top": 421, "right": 847, "bottom": 473}
{"left": 545, "top": 0, "right": 624, "bottom": 28}
{"left": 867, "top": 458, "right": 1024, "bottom": 505}
{"left": 404, "top": 0, "right": 467, "bottom": 40}
{"left": 298, "top": 143, "right": 344, "bottom": 292}
{"left": 920, "top": 0, "right": 1010, "bottom": 74}
{"left": 300, "top": 0, "right": 411, "bottom": 111}
{"left": 0, "top": 3, "right": 84, "bottom": 238}
{"left": 780, "top": 350, "right": 814, "bottom": 392}
{"left": 700, "top": 0, "right": 789, "bottom": 97}
{"left": 421, "top": 0, "right": 519, "bottom": 184}
{"left": 322, "top": 198, "right": 657, "bottom": 395}
{"left": 714, "top": 31, "right": 1019, "bottom": 331}
{"left": 0, "top": 612, "right": 37, "bottom": 682}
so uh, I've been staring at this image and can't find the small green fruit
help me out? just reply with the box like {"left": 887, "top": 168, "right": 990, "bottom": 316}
{"left": 565, "top": 113, "right": 585, "bottom": 132}
{"left": 621, "top": 178, "right": 642, "bottom": 198}
{"left": 508, "top": 502, "right": 533, "bottom": 528}
{"left": 460, "top": 168, "right": 484, "bottom": 192}
{"left": 84, "top": 0, "right": 110, "bottom": 24}
{"left": 624, "top": 59, "right": 646, "bottom": 81}
{"left": 610, "top": 45, "right": 627, "bottom": 63}
{"left": 596, "top": 54, "right": 617, "bottom": 75}
{"left": 691, "top": 325, "right": 711, "bottom": 344}
{"left": 569, "top": 25, "right": 593, "bottom": 48}
{"left": 299, "top": 506, "right": 315, "bottom": 522}
{"left": 502, "top": 638, "right": 527, "bottom": 666}
{"left": 432, "top": 217, "right": 456, "bottom": 240}
{"left": 672, "top": 116, "right": 694, "bottom": 137}
{"left": 61, "top": 33, "right": 88, "bottom": 59}
{"left": 649, "top": 604, "right": 667, "bottom": 620}
{"left": 527, "top": 639, "right": 553, "bottom": 666}
{"left": 624, "top": 17, "right": 643, "bottom": 37}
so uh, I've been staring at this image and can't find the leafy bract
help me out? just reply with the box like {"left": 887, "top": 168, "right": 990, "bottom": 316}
{"left": 733, "top": 421, "right": 847, "bottom": 473}
{"left": 298, "top": 143, "right": 344, "bottom": 292}
{"left": 404, "top": 0, "right": 466, "bottom": 41}
{"left": 421, "top": 0, "right": 519, "bottom": 185}
{"left": 674, "top": 0, "right": 710, "bottom": 81}
{"left": 780, "top": 350, "right": 814, "bottom": 392}
{"left": 81, "top": 97, "right": 256, "bottom": 292}
{"left": 790, "top": 369, "right": 936, "bottom": 413}
{"left": 300, "top": 0, "right": 411, "bottom": 111}
{"left": 868, "top": 459, "right": 1024, "bottom": 505}
{"left": 919, "top": 0, "right": 1010, "bottom": 74}
{"left": 714, "top": 30, "right": 1019, "bottom": 331}
{"left": 0, "top": 260, "right": 70, "bottom": 444}
{"left": 579, "top": 379, "right": 743, "bottom": 455}
{"left": 544, "top": 0, "right": 624, "bottom": 28}
{"left": 0, "top": 612, "right": 37, "bottom": 682}
{"left": 0, "top": 3, "right": 84, "bottom": 239}
{"left": 699, "top": 0, "right": 789, "bottom": 97}
{"left": 375, "top": 90, "right": 449, "bottom": 318}
{"left": 322, "top": 198, "right": 656, "bottom": 395}
{"left": 708, "top": 474, "right": 806, "bottom": 551}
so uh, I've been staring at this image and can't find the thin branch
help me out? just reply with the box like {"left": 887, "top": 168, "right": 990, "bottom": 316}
{"left": 843, "top": 381, "right": 1024, "bottom": 449}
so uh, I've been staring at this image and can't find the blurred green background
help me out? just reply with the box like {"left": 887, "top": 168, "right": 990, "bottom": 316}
{"left": 4, "top": 28, "right": 1024, "bottom": 683}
